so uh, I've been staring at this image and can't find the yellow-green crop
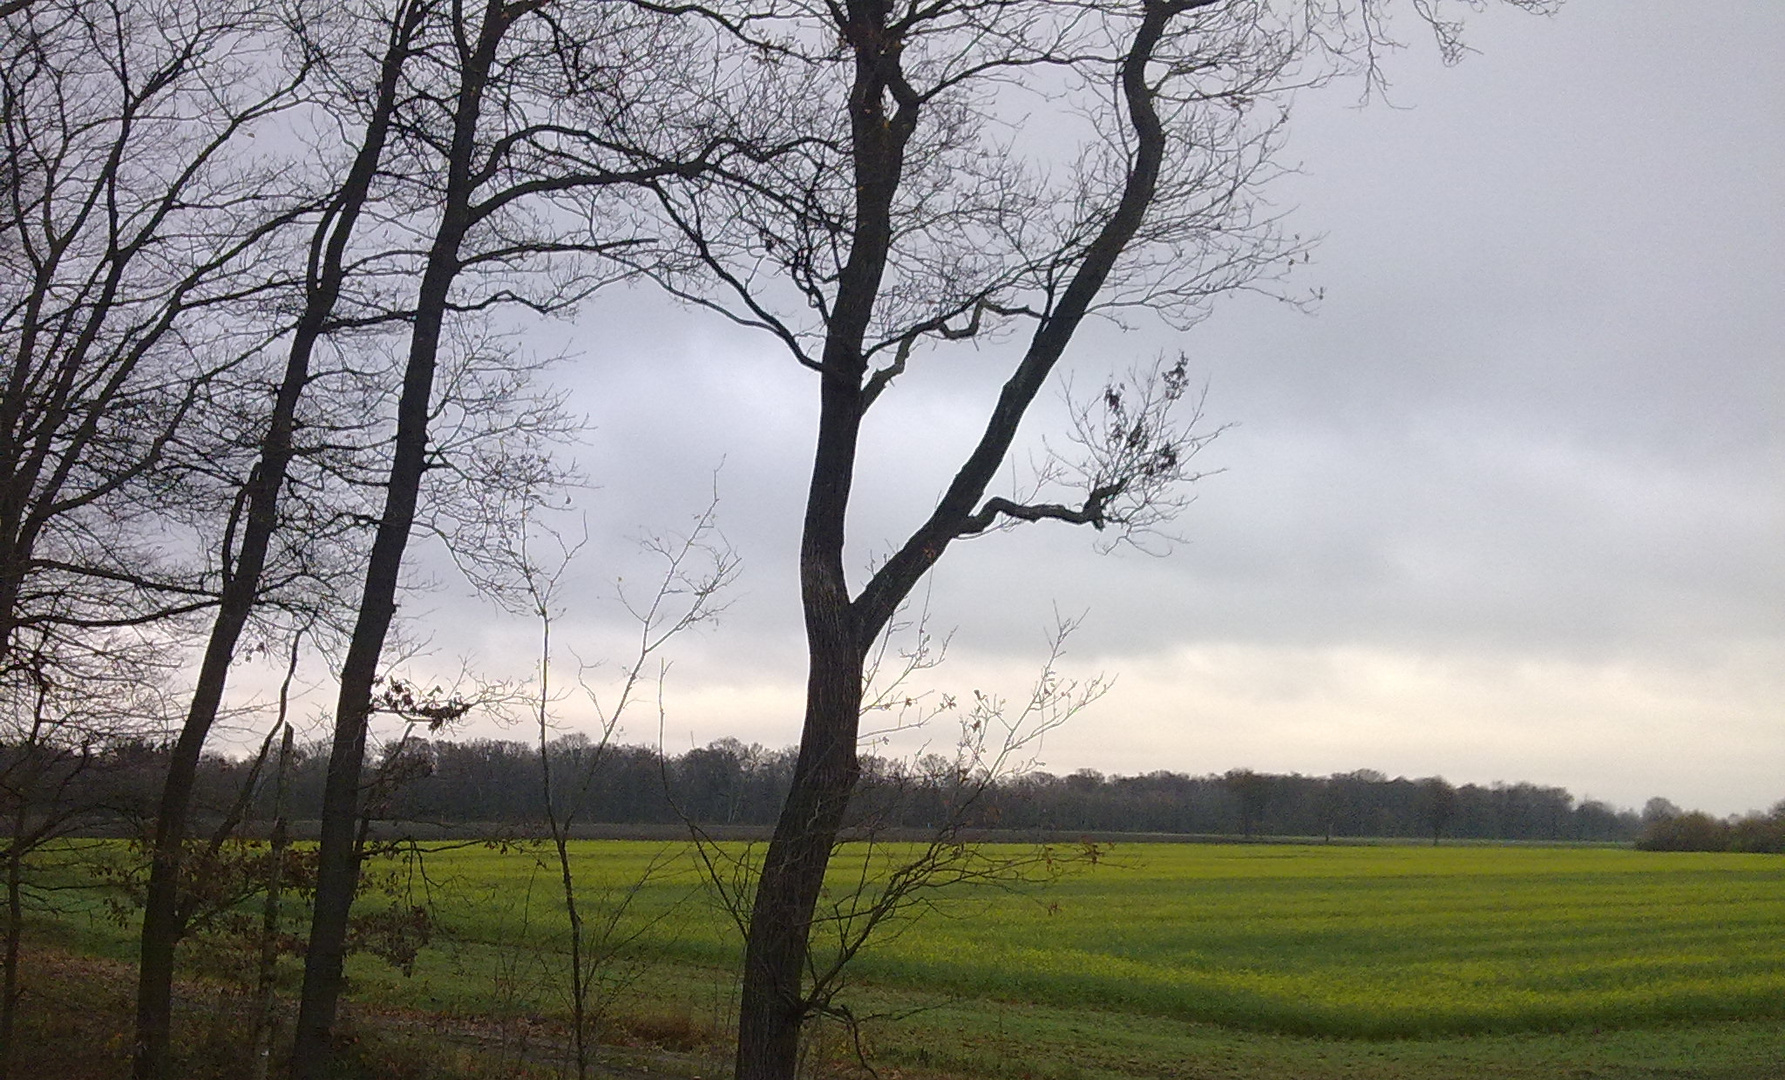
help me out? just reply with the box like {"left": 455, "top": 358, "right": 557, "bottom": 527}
{"left": 387, "top": 840, "right": 1785, "bottom": 1038}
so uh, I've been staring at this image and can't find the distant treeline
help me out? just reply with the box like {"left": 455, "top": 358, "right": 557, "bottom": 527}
{"left": 85, "top": 735, "right": 1656, "bottom": 844}
{"left": 34, "top": 735, "right": 1785, "bottom": 852}
{"left": 1635, "top": 799, "right": 1785, "bottom": 854}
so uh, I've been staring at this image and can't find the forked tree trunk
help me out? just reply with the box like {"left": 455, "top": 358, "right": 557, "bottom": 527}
{"left": 733, "top": 252, "right": 878, "bottom": 1076}
{"left": 731, "top": 4, "right": 1186, "bottom": 1074}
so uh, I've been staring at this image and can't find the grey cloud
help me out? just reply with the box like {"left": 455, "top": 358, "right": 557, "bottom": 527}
{"left": 415, "top": 2, "right": 1781, "bottom": 812}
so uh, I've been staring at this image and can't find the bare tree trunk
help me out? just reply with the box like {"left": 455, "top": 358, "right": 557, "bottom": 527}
{"left": 736, "top": 365, "right": 868, "bottom": 1080}
{"left": 288, "top": 233, "right": 464, "bottom": 1079}
{"left": 0, "top": 707, "right": 51, "bottom": 1080}
{"left": 0, "top": 824, "right": 23, "bottom": 1080}
{"left": 522, "top": 500, "right": 733, "bottom": 1079}
{"left": 539, "top": 617, "right": 595, "bottom": 1080}
{"left": 249, "top": 724, "right": 294, "bottom": 1080}
{"left": 532, "top": 583, "right": 590, "bottom": 1079}
{"left": 734, "top": 653, "right": 863, "bottom": 1080}
{"left": 731, "top": 6, "right": 1191, "bottom": 1075}
{"left": 289, "top": 7, "right": 507, "bottom": 1073}
{"left": 129, "top": 13, "right": 414, "bottom": 1072}
{"left": 552, "top": 833, "right": 590, "bottom": 1078}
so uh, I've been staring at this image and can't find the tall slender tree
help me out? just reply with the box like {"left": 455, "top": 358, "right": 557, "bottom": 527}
{"left": 129, "top": 2, "right": 431, "bottom": 1073}
{"left": 282, "top": 1, "right": 777, "bottom": 1071}
{"left": 1, "top": 4, "right": 313, "bottom": 1072}
{"left": 644, "top": 1, "right": 1549, "bottom": 1075}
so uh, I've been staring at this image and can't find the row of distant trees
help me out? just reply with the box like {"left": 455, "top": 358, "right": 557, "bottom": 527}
{"left": 1636, "top": 798, "right": 1785, "bottom": 854}
{"left": 68, "top": 736, "right": 1649, "bottom": 844}
{"left": 32, "top": 727, "right": 1785, "bottom": 856}
{"left": 37, "top": 726, "right": 1785, "bottom": 852}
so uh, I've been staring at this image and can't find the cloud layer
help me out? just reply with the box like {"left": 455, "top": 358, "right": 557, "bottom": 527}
{"left": 396, "top": 2, "right": 1782, "bottom": 817}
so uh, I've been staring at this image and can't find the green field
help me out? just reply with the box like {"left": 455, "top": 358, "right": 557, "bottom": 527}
{"left": 33, "top": 840, "right": 1785, "bottom": 1078}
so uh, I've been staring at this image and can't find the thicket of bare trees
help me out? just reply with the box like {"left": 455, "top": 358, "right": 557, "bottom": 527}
{"left": 1, "top": 0, "right": 752, "bottom": 1073}
{"left": 1, "top": 3, "right": 318, "bottom": 1074}
{"left": 130, "top": 1, "right": 411, "bottom": 1067}
{"left": 2, "top": 0, "right": 1559, "bottom": 1076}
{"left": 282, "top": 0, "right": 782, "bottom": 1068}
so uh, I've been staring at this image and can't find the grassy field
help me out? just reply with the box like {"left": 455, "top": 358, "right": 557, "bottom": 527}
{"left": 28, "top": 840, "right": 1785, "bottom": 1078}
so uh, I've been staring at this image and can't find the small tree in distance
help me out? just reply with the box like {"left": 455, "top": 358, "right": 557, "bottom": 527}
{"left": 1419, "top": 776, "right": 1458, "bottom": 847}
{"left": 1224, "top": 768, "right": 1273, "bottom": 840}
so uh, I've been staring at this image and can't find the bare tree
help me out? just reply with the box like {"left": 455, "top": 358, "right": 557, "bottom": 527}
{"left": 486, "top": 495, "right": 735, "bottom": 1079}
{"left": 128, "top": 3, "right": 434, "bottom": 1071}
{"left": 692, "top": 612, "right": 1107, "bottom": 1075}
{"left": 282, "top": 2, "right": 779, "bottom": 1073}
{"left": 0, "top": 623, "right": 170, "bottom": 1080}
{"left": 640, "top": 1, "right": 1549, "bottom": 1076}
{"left": 0, "top": 0, "right": 308, "bottom": 669}
{"left": 0, "top": 3, "right": 321, "bottom": 1074}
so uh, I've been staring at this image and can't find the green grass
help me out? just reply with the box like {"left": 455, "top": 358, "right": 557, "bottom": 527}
{"left": 388, "top": 841, "right": 1785, "bottom": 1037}
{"left": 28, "top": 840, "right": 1785, "bottom": 1078}
{"left": 848, "top": 843, "right": 1785, "bottom": 1036}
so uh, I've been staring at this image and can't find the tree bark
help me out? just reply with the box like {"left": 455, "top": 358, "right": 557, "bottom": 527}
{"left": 288, "top": 3, "right": 506, "bottom": 1074}
{"left": 732, "top": 6, "right": 1191, "bottom": 1077}
{"left": 287, "top": 237, "right": 459, "bottom": 1080}
{"left": 734, "top": 596, "right": 865, "bottom": 1080}
{"left": 287, "top": 222, "right": 465, "bottom": 1080}
{"left": 129, "top": 13, "right": 415, "bottom": 1074}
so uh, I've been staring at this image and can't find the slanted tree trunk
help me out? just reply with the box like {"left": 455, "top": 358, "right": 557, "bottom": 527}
{"left": 288, "top": 5, "right": 509, "bottom": 1073}
{"left": 130, "top": 14, "right": 417, "bottom": 1076}
{"left": 287, "top": 202, "right": 471, "bottom": 1080}
{"left": 734, "top": 607, "right": 865, "bottom": 1080}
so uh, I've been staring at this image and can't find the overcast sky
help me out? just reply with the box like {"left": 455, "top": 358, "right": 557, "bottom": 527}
{"left": 378, "top": 1, "right": 1782, "bottom": 817}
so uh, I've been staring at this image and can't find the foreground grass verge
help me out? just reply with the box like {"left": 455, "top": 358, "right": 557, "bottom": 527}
{"left": 13, "top": 938, "right": 1784, "bottom": 1080}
